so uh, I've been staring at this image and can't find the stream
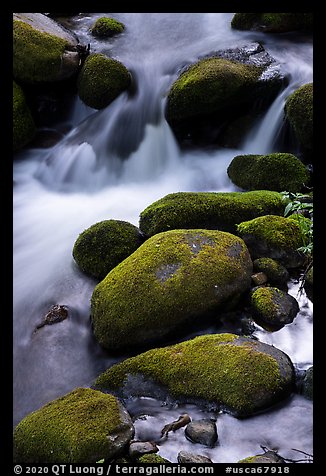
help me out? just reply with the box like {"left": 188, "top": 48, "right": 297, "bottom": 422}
{"left": 13, "top": 13, "right": 313, "bottom": 463}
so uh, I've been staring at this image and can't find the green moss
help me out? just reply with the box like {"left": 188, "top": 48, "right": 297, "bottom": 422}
{"left": 73, "top": 220, "right": 143, "bottom": 280}
{"left": 13, "top": 20, "right": 68, "bottom": 83}
{"left": 285, "top": 83, "right": 313, "bottom": 150}
{"left": 78, "top": 53, "right": 131, "bottom": 109}
{"left": 138, "top": 454, "right": 170, "bottom": 463}
{"left": 253, "top": 258, "right": 289, "bottom": 285}
{"left": 227, "top": 153, "right": 309, "bottom": 193}
{"left": 231, "top": 13, "right": 312, "bottom": 32}
{"left": 13, "top": 388, "right": 133, "bottom": 463}
{"left": 91, "top": 17, "right": 125, "bottom": 37}
{"left": 139, "top": 191, "right": 285, "bottom": 237}
{"left": 237, "top": 215, "right": 303, "bottom": 250}
{"left": 91, "top": 229, "right": 252, "bottom": 350}
{"left": 250, "top": 286, "right": 298, "bottom": 328}
{"left": 13, "top": 81, "right": 36, "bottom": 150}
{"left": 95, "top": 333, "right": 294, "bottom": 417}
{"left": 166, "top": 57, "right": 262, "bottom": 123}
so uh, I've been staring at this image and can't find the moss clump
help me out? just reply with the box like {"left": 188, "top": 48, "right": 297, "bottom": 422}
{"left": 231, "top": 13, "right": 312, "bottom": 33}
{"left": 91, "top": 17, "right": 125, "bottom": 37}
{"left": 91, "top": 229, "right": 252, "bottom": 350}
{"left": 13, "top": 81, "right": 36, "bottom": 151}
{"left": 138, "top": 454, "right": 170, "bottom": 463}
{"left": 78, "top": 53, "right": 131, "bottom": 109}
{"left": 13, "top": 388, "right": 134, "bottom": 463}
{"left": 250, "top": 286, "right": 299, "bottom": 328}
{"left": 285, "top": 83, "right": 313, "bottom": 151}
{"left": 253, "top": 258, "right": 289, "bottom": 286}
{"left": 13, "top": 19, "right": 68, "bottom": 83}
{"left": 237, "top": 215, "right": 305, "bottom": 268}
{"left": 139, "top": 191, "right": 285, "bottom": 237}
{"left": 239, "top": 451, "right": 285, "bottom": 463}
{"left": 166, "top": 57, "right": 262, "bottom": 124}
{"left": 227, "top": 153, "right": 309, "bottom": 193}
{"left": 95, "top": 333, "right": 294, "bottom": 417}
{"left": 73, "top": 220, "right": 144, "bottom": 280}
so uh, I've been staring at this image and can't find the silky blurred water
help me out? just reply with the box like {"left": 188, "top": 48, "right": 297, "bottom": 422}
{"left": 13, "top": 13, "right": 313, "bottom": 461}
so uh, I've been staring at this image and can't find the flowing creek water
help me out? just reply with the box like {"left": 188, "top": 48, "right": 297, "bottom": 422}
{"left": 13, "top": 13, "right": 313, "bottom": 463}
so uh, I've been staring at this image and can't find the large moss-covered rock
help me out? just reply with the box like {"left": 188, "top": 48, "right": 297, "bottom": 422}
{"left": 13, "top": 81, "right": 36, "bottom": 151}
{"left": 237, "top": 215, "right": 306, "bottom": 268}
{"left": 166, "top": 57, "right": 262, "bottom": 125}
{"left": 227, "top": 153, "right": 309, "bottom": 193}
{"left": 91, "top": 229, "right": 252, "bottom": 350}
{"left": 91, "top": 17, "right": 125, "bottom": 37}
{"left": 250, "top": 286, "right": 299, "bottom": 330}
{"left": 231, "top": 13, "right": 312, "bottom": 33}
{"left": 13, "top": 13, "right": 79, "bottom": 83}
{"left": 139, "top": 191, "right": 285, "bottom": 237}
{"left": 73, "top": 220, "right": 144, "bottom": 280}
{"left": 95, "top": 333, "right": 295, "bottom": 418}
{"left": 13, "top": 388, "right": 134, "bottom": 463}
{"left": 285, "top": 83, "right": 313, "bottom": 152}
{"left": 77, "top": 53, "right": 131, "bottom": 109}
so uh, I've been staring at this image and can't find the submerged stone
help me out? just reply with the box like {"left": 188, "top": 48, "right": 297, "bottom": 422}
{"left": 95, "top": 333, "right": 295, "bottom": 418}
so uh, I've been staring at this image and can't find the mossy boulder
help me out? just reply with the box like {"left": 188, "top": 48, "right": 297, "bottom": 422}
{"left": 13, "top": 388, "right": 134, "bottom": 463}
{"left": 231, "top": 13, "right": 312, "bottom": 33}
{"left": 73, "top": 220, "right": 144, "bottom": 280}
{"left": 13, "top": 81, "right": 36, "bottom": 151}
{"left": 77, "top": 53, "right": 131, "bottom": 109}
{"left": 91, "top": 17, "right": 125, "bottom": 37}
{"left": 139, "top": 191, "right": 285, "bottom": 238}
{"left": 239, "top": 451, "right": 285, "bottom": 463}
{"left": 166, "top": 57, "right": 262, "bottom": 126}
{"left": 91, "top": 229, "right": 253, "bottom": 350}
{"left": 95, "top": 333, "right": 295, "bottom": 418}
{"left": 227, "top": 153, "right": 309, "bottom": 193}
{"left": 13, "top": 13, "right": 79, "bottom": 84}
{"left": 253, "top": 258, "right": 289, "bottom": 288}
{"left": 304, "top": 265, "right": 313, "bottom": 302}
{"left": 250, "top": 286, "right": 299, "bottom": 330}
{"left": 285, "top": 83, "right": 313, "bottom": 152}
{"left": 237, "top": 215, "right": 306, "bottom": 268}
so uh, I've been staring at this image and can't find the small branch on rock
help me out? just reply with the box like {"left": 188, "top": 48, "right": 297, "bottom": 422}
{"left": 160, "top": 414, "right": 191, "bottom": 438}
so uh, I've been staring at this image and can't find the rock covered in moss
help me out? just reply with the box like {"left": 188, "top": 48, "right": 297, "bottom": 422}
{"left": 285, "top": 83, "right": 313, "bottom": 152}
{"left": 138, "top": 454, "right": 171, "bottom": 463}
{"left": 231, "top": 13, "right": 312, "bottom": 33}
{"left": 301, "top": 366, "right": 313, "bottom": 400}
{"left": 239, "top": 450, "right": 285, "bottom": 463}
{"left": 13, "top": 13, "right": 79, "bottom": 84}
{"left": 95, "top": 333, "right": 295, "bottom": 418}
{"left": 250, "top": 286, "right": 299, "bottom": 330}
{"left": 91, "top": 17, "right": 125, "bottom": 37}
{"left": 139, "top": 191, "right": 285, "bottom": 237}
{"left": 253, "top": 258, "right": 289, "bottom": 288}
{"left": 73, "top": 220, "right": 144, "bottom": 280}
{"left": 13, "top": 388, "right": 134, "bottom": 463}
{"left": 237, "top": 215, "right": 306, "bottom": 268}
{"left": 13, "top": 81, "right": 36, "bottom": 151}
{"left": 166, "top": 57, "right": 262, "bottom": 126}
{"left": 304, "top": 265, "right": 313, "bottom": 302}
{"left": 91, "top": 229, "right": 252, "bottom": 350}
{"left": 78, "top": 53, "right": 131, "bottom": 109}
{"left": 227, "top": 153, "right": 309, "bottom": 193}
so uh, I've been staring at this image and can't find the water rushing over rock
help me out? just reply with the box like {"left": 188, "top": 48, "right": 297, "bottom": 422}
{"left": 13, "top": 13, "right": 313, "bottom": 462}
